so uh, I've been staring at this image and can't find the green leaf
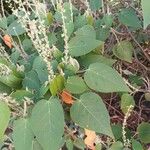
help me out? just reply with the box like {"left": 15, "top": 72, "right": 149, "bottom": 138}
{"left": 121, "top": 93, "right": 135, "bottom": 114}
{"left": 73, "top": 138, "right": 85, "bottom": 150}
{"left": 10, "top": 90, "right": 33, "bottom": 102}
{"left": 89, "top": 0, "right": 102, "bottom": 11}
{"left": 0, "top": 82, "right": 12, "bottom": 94}
{"left": 141, "top": 0, "right": 150, "bottom": 29}
{"left": 13, "top": 118, "right": 34, "bottom": 150}
{"left": 113, "top": 41, "right": 134, "bottom": 63}
{"left": 108, "top": 141, "right": 123, "bottom": 150}
{"left": 22, "top": 39, "right": 33, "bottom": 52}
{"left": 0, "top": 74, "right": 22, "bottom": 89}
{"left": 65, "top": 76, "right": 87, "bottom": 94}
{"left": 118, "top": 8, "right": 142, "bottom": 29}
{"left": 74, "top": 15, "right": 87, "bottom": 30}
{"left": 69, "top": 25, "right": 103, "bottom": 57}
{"left": 22, "top": 70, "right": 41, "bottom": 91}
{"left": 137, "top": 122, "right": 150, "bottom": 144}
{"left": 32, "top": 56, "right": 48, "bottom": 84}
{"left": 102, "top": 15, "right": 114, "bottom": 27}
{"left": 96, "top": 27, "right": 110, "bottom": 41}
{"left": 66, "top": 139, "right": 73, "bottom": 150}
{"left": 132, "top": 139, "right": 143, "bottom": 150}
{"left": 111, "top": 124, "right": 122, "bottom": 140}
{"left": 70, "top": 92, "right": 114, "bottom": 138}
{"left": 50, "top": 75, "right": 65, "bottom": 96}
{"left": 84, "top": 63, "right": 130, "bottom": 93}
{"left": 30, "top": 98, "right": 64, "bottom": 150}
{"left": 79, "top": 53, "right": 116, "bottom": 68}
{"left": 0, "top": 17, "right": 7, "bottom": 29}
{"left": 7, "top": 20, "right": 26, "bottom": 36}
{"left": 0, "top": 101, "right": 10, "bottom": 141}
{"left": 32, "top": 139, "right": 43, "bottom": 150}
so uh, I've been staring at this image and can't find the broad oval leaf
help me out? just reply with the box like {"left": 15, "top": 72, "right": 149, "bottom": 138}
{"left": 30, "top": 98, "right": 64, "bottom": 150}
{"left": 118, "top": 8, "right": 142, "bottom": 29}
{"left": 65, "top": 76, "right": 87, "bottom": 94}
{"left": 7, "top": 20, "right": 26, "bottom": 36}
{"left": 0, "top": 101, "right": 10, "bottom": 141}
{"left": 13, "top": 118, "right": 34, "bottom": 150}
{"left": 79, "top": 53, "right": 116, "bottom": 68}
{"left": 70, "top": 92, "right": 114, "bottom": 138}
{"left": 137, "top": 122, "right": 150, "bottom": 144}
{"left": 141, "top": 0, "right": 150, "bottom": 29}
{"left": 84, "top": 63, "right": 130, "bottom": 93}
{"left": 69, "top": 25, "right": 103, "bottom": 57}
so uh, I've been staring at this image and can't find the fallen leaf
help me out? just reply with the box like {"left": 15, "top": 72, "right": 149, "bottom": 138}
{"left": 3, "top": 35, "right": 12, "bottom": 48}
{"left": 84, "top": 129, "right": 96, "bottom": 150}
{"left": 60, "top": 90, "right": 74, "bottom": 104}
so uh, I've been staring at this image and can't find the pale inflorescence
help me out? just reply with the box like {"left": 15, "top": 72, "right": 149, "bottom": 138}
{"left": 0, "top": 63, "right": 12, "bottom": 76}
{"left": 7, "top": 0, "right": 55, "bottom": 82}
{"left": 84, "top": 0, "right": 92, "bottom": 16}
{"left": 56, "top": 0, "right": 76, "bottom": 65}
{"left": 122, "top": 105, "right": 134, "bottom": 148}
{"left": 5, "top": 0, "right": 76, "bottom": 82}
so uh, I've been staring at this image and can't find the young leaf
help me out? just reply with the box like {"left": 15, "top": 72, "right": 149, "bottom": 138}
{"left": 65, "top": 76, "right": 87, "bottom": 94}
{"left": 84, "top": 129, "right": 96, "bottom": 150}
{"left": 0, "top": 101, "right": 10, "bottom": 141}
{"left": 60, "top": 90, "right": 74, "bottom": 104}
{"left": 69, "top": 25, "right": 103, "bottom": 57}
{"left": 112, "top": 41, "right": 134, "bottom": 63}
{"left": 70, "top": 92, "right": 114, "bottom": 138}
{"left": 121, "top": 93, "right": 135, "bottom": 114}
{"left": 84, "top": 63, "right": 130, "bottom": 93}
{"left": 141, "top": 0, "right": 150, "bottom": 29}
{"left": 30, "top": 98, "right": 64, "bottom": 150}
{"left": 13, "top": 118, "right": 34, "bottom": 150}
{"left": 50, "top": 75, "right": 65, "bottom": 96}
{"left": 137, "top": 122, "right": 150, "bottom": 144}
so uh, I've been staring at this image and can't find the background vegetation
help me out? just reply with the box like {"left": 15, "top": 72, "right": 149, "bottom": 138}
{"left": 0, "top": 0, "right": 150, "bottom": 150}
